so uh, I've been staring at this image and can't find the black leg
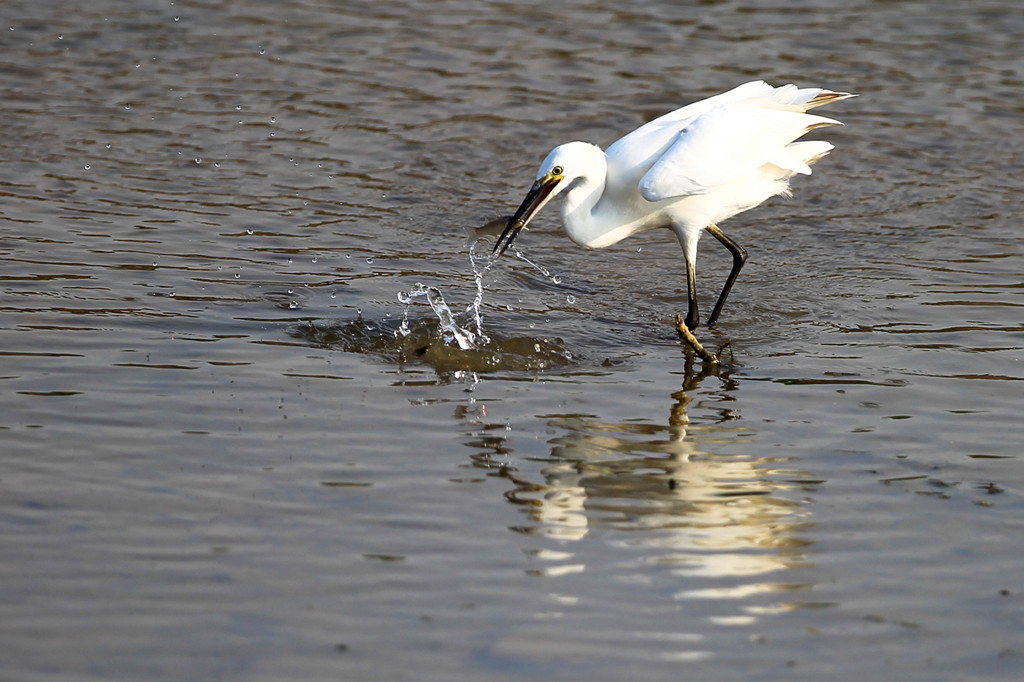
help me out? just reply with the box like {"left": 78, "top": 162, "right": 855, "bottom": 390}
{"left": 705, "top": 224, "right": 747, "bottom": 328}
{"left": 684, "top": 254, "right": 699, "bottom": 331}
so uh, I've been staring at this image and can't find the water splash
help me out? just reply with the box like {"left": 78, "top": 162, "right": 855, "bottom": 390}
{"left": 511, "top": 246, "right": 563, "bottom": 286}
{"left": 397, "top": 283, "right": 477, "bottom": 350}
{"left": 395, "top": 241, "right": 500, "bottom": 350}
{"left": 393, "top": 239, "right": 565, "bottom": 353}
{"left": 467, "top": 240, "right": 493, "bottom": 341}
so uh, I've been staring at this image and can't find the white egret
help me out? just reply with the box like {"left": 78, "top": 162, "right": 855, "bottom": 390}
{"left": 493, "top": 80, "right": 855, "bottom": 331}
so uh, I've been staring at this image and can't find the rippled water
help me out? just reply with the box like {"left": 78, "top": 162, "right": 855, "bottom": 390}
{"left": 3, "top": 1, "right": 1023, "bottom": 680}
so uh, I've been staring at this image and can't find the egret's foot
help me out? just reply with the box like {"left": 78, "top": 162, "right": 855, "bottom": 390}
{"left": 674, "top": 314, "right": 719, "bottom": 365}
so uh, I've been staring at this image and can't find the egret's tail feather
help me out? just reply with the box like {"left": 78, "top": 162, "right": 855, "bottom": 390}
{"left": 763, "top": 84, "right": 857, "bottom": 114}
{"left": 768, "top": 140, "right": 834, "bottom": 176}
{"left": 805, "top": 90, "right": 856, "bottom": 109}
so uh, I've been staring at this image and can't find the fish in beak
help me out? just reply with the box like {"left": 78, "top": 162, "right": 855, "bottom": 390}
{"left": 492, "top": 169, "right": 563, "bottom": 257}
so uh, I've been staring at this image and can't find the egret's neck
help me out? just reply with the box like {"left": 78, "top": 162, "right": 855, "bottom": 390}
{"left": 560, "top": 157, "right": 611, "bottom": 249}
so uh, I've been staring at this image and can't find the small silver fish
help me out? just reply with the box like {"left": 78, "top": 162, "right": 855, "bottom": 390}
{"left": 464, "top": 215, "right": 513, "bottom": 247}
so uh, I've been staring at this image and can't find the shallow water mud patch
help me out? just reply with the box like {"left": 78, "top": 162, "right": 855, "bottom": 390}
{"left": 292, "top": 317, "right": 576, "bottom": 373}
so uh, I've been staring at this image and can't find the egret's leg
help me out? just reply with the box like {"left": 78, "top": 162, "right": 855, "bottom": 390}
{"left": 684, "top": 254, "right": 700, "bottom": 331}
{"left": 705, "top": 224, "right": 747, "bottom": 327}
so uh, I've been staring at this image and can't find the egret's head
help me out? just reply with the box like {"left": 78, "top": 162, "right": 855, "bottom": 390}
{"left": 493, "top": 143, "right": 592, "bottom": 257}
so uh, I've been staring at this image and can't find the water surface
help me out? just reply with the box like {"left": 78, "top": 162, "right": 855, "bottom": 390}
{"left": 2, "top": 1, "right": 1024, "bottom": 680}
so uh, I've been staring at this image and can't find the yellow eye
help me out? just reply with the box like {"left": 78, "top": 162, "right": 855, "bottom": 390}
{"left": 552, "top": 165, "right": 564, "bottom": 176}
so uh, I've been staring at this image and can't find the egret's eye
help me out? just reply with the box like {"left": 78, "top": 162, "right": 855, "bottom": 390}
{"left": 552, "top": 165, "right": 564, "bottom": 176}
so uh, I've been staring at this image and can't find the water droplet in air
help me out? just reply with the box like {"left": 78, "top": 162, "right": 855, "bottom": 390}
{"left": 311, "top": 257, "right": 317, "bottom": 264}
{"left": 270, "top": 116, "right": 276, "bottom": 123}
{"left": 566, "top": 295, "right": 575, "bottom": 304}
{"left": 214, "top": 162, "right": 220, "bottom": 168}
{"left": 235, "top": 105, "right": 242, "bottom": 111}
{"left": 57, "top": 34, "right": 63, "bottom": 40}
{"left": 83, "top": 164, "right": 91, "bottom": 170}
{"left": 173, "top": 16, "right": 180, "bottom": 22}
{"left": 104, "top": 143, "right": 111, "bottom": 149}
{"left": 246, "top": 228, "right": 253, "bottom": 235}
{"left": 288, "top": 301, "right": 298, "bottom": 309}
{"left": 234, "top": 273, "right": 240, "bottom": 279}
{"left": 259, "top": 46, "right": 266, "bottom": 55}
{"left": 366, "top": 258, "right": 373, "bottom": 264}
{"left": 552, "top": 275, "right": 561, "bottom": 284}
{"left": 194, "top": 157, "right": 202, "bottom": 164}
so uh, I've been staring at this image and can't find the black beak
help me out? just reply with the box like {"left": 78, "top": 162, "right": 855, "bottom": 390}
{"left": 492, "top": 176, "right": 560, "bottom": 257}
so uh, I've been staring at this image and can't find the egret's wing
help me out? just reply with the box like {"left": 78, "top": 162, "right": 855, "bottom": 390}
{"left": 607, "top": 81, "right": 775, "bottom": 169}
{"left": 638, "top": 106, "right": 842, "bottom": 201}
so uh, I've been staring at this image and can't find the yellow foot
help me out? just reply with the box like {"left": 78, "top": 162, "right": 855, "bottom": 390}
{"left": 674, "top": 314, "right": 720, "bottom": 365}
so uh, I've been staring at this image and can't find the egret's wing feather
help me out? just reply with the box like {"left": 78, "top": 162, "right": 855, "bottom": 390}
{"left": 607, "top": 81, "right": 774, "bottom": 166}
{"left": 638, "top": 107, "right": 842, "bottom": 201}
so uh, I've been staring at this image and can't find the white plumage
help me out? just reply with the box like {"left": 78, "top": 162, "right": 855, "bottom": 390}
{"left": 494, "top": 80, "right": 855, "bottom": 331}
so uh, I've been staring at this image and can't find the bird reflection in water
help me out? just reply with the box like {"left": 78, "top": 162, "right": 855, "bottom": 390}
{"left": 472, "top": 363, "right": 813, "bottom": 591}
